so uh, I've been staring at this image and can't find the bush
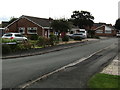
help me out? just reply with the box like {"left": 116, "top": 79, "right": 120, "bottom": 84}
{"left": 28, "top": 35, "right": 39, "bottom": 40}
{"left": 2, "top": 38, "right": 18, "bottom": 54}
{"left": 36, "top": 36, "right": 46, "bottom": 47}
{"left": 17, "top": 44, "right": 25, "bottom": 50}
{"left": 49, "top": 34, "right": 58, "bottom": 45}
{"left": 2, "top": 38, "right": 17, "bottom": 43}
{"left": 36, "top": 35, "right": 58, "bottom": 47}
{"left": 2, "top": 39, "right": 34, "bottom": 55}
{"left": 2, "top": 44, "right": 11, "bottom": 54}
{"left": 21, "top": 42, "right": 33, "bottom": 49}
{"left": 73, "top": 36, "right": 82, "bottom": 41}
{"left": 94, "top": 36, "right": 100, "bottom": 39}
{"left": 87, "top": 30, "right": 96, "bottom": 38}
{"left": 9, "top": 44, "right": 19, "bottom": 52}
{"left": 62, "top": 35, "right": 69, "bottom": 42}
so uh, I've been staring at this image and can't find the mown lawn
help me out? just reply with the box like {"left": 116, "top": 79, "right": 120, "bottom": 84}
{"left": 88, "top": 73, "right": 120, "bottom": 88}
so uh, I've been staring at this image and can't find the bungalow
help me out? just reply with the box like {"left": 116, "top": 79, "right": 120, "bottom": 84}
{"left": 5, "top": 15, "right": 53, "bottom": 38}
{"left": 1, "top": 21, "right": 9, "bottom": 36}
{"left": 91, "top": 23, "right": 116, "bottom": 36}
{"left": 0, "top": 28, "right": 5, "bottom": 37}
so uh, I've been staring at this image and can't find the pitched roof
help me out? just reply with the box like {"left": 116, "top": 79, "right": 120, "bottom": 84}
{"left": 92, "top": 23, "right": 116, "bottom": 30}
{"left": 93, "top": 23, "right": 106, "bottom": 27}
{"left": 94, "top": 24, "right": 116, "bottom": 30}
{"left": 23, "top": 15, "right": 51, "bottom": 27}
{"left": 6, "top": 15, "right": 52, "bottom": 28}
{"left": 2, "top": 21, "right": 9, "bottom": 28}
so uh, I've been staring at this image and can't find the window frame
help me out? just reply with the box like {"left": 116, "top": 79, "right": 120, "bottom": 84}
{"left": 27, "top": 27, "right": 37, "bottom": 34}
{"left": 96, "top": 29, "right": 103, "bottom": 33}
{"left": 105, "top": 30, "right": 111, "bottom": 34}
{"left": 19, "top": 27, "right": 25, "bottom": 34}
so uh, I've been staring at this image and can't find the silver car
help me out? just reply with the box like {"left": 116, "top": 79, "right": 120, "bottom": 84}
{"left": 2, "top": 33, "right": 28, "bottom": 42}
{"left": 71, "top": 33, "right": 86, "bottom": 39}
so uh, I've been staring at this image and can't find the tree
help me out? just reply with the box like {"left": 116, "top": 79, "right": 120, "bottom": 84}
{"left": 9, "top": 17, "right": 18, "bottom": 24}
{"left": 51, "top": 19, "right": 71, "bottom": 40}
{"left": 70, "top": 10, "right": 94, "bottom": 30}
{"left": 115, "top": 18, "right": 120, "bottom": 30}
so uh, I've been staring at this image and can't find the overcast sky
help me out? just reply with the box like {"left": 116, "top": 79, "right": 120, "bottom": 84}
{"left": 0, "top": 0, "right": 119, "bottom": 25}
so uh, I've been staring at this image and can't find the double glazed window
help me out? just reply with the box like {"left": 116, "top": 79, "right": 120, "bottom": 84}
{"left": 19, "top": 27, "right": 25, "bottom": 34}
{"left": 27, "top": 27, "right": 37, "bottom": 34}
{"left": 96, "top": 29, "right": 103, "bottom": 33}
{"left": 105, "top": 30, "right": 111, "bottom": 34}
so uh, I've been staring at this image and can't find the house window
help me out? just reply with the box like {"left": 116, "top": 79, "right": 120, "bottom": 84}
{"left": 105, "top": 30, "right": 111, "bottom": 33}
{"left": 96, "top": 29, "right": 103, "bottom": 33}
{"left": 27, "top": 27, "right": 37, "bottom": 34}
{"left": 19, "top": 27, "right": 25, "bottom": 34}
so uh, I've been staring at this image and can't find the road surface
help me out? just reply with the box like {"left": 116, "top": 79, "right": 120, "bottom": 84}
{"left": 2, "top": 38, "right": 118, "bottom": 88}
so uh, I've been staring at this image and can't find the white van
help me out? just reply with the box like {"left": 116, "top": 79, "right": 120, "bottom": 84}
{"left": 79, "top": 29, "right": 87, "bottom": 38}
{"left": 67, "top": 29, "right": 87, "bottom": 39}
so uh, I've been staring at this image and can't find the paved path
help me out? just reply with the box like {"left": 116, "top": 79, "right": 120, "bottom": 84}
{"left": 101, "top": 56, "right": 120, "bottom": 75}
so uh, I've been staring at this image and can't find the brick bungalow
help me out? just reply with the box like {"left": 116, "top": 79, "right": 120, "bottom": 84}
{"left": 5, "top": 15, "right": 53, "bottom": 38}
{"left": 91, "top": 23, "right": 116, "bottom": 36}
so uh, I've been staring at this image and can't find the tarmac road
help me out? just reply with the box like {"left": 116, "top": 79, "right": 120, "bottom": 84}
{"left": 2, "top": 38, "right": 118, "bottom": 88}
{"left": 26, "top": 44, "right": 117, "bottom": 88}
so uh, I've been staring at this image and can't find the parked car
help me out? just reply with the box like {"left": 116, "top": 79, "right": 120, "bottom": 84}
{"left": 69, "top": 33, "right": 87, "bottom": 39}
{"left": 116, "top": 33, "right": 120, "bottom": 37}
{"left": 67, "top": 29, "right": 87, "bottom": 39}
{"left": 2, "top": 33, "right": 28, "bottom": 42}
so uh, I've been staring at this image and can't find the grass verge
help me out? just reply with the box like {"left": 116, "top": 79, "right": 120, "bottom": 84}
{"left": 88, "top": 73, "right": 120, "bottom": 88}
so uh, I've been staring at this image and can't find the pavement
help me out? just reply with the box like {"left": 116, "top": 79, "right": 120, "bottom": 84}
{"left": 101, "top": 56, "right": 120, "bottom": 75}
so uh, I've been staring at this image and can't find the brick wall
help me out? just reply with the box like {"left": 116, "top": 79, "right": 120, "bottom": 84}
{"left": 6, "top": 18, "right": 43, "bottom": 36}
{"left": 95, "top": 26, "right": 116, "bottom": 36}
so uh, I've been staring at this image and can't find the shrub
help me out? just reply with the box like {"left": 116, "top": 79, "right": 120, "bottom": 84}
{"left": 36, "top": 36, "right": 46, "bottom": 47}
{"left": 2, "top": 39, "right": 34, "bottom": 55}
{"left": 74, "top": 36, "right": 82, "bottom": 41}
{"left": 17, "top": 44, "right": 25, "bottom": 50}
{"left": 2, "top": 38, "right": 17, "bottom": 43}
{"left": 44, "top": 38, "right": 50, "bottom": 46}
{"left": 2, "top": 38, "right": 18, "bottom": 54}
{"left": 87, "top": 30, "right": 96, "bottom": 38}
{"left": 2, "top": 44, "right": 11, "bottom": 54}
{"left": 49, "top": 34, "right": 58, "bottom": 45}
{"left": 21, "top": 42, "right": 33, "bottom": 49}
{"left": 62, "top": 35, "right": 69, "bottom": 42}
{"left": 94, "top": 36, "right": 100, "bottom": 39}
{"left": 28, "top": 34, "right": 39, "bottom": 40}
{"left": 9, "top": 44, "right": 19, "bottom": 52}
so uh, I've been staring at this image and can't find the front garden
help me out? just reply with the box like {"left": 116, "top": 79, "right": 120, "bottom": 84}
{"left": 1, "top": 34, "right": 100, "bottom": 55}
{"left": 1, "top": 34, "right": 83, "bottom": 55}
